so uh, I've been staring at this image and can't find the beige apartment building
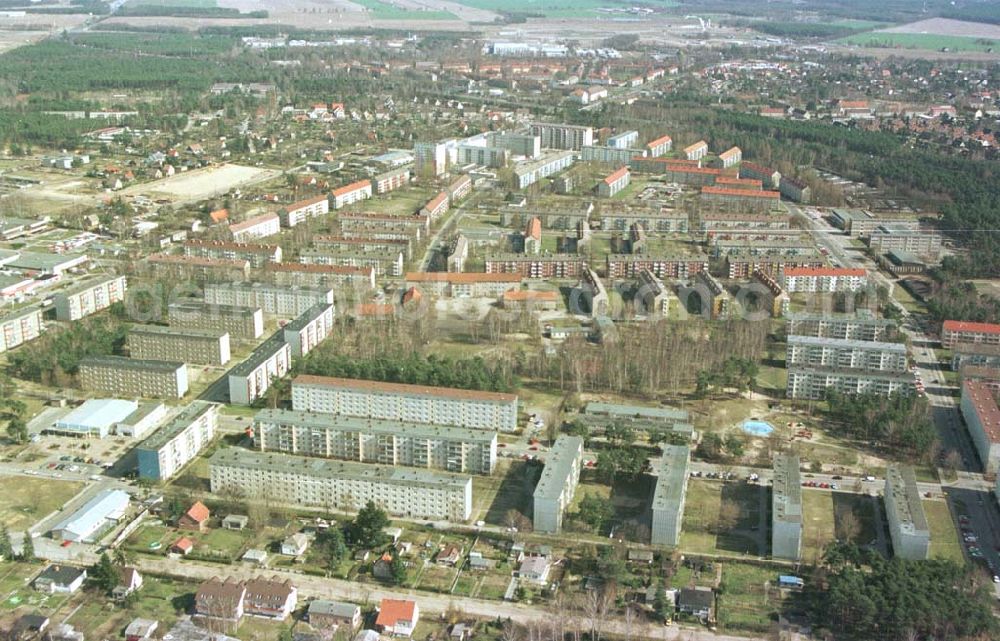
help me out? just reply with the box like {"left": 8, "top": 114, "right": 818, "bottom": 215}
{"left": 79, "top": 355, "right": 189, "bottom": 399}
{"left": 128, "top": 324, "right": 231, "bottom": 366}
{"left": 168, "top": 301, "right": 264, "bottom": 341}
{"left": 53, "top": 275, "right": 127, "bottom": 321}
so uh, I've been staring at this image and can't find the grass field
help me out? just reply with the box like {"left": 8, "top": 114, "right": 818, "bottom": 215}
{"left": 352, "top": 0, "right": 457, "bottom": 20}
{"left": 65, "top": 576, "right": 194, "bottom": 639}
{"left": 681, "top": 480, "right": 763, "bottom": 557}
{"left": 839, "top": 33, "right": 999, "bottom": 53}
{"left": 718, "top": 562, "right": 786, "bottom": 634}
{"left": 454, "top": 0, "right": 676, "bottom": 18}
{"left": 923, "top": 499, "right": 964, "bottom": 563}
{"left": 0, "top": 477, "right": 84, "bottom": 531}
{"left": 801, "top": 490, "right": 878, "bottom": 562}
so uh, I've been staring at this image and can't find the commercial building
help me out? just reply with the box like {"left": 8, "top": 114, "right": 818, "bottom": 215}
{"left": 210, "top": 447, "right": 473, "bottom": 521}
{"left": 331, "top": 180, "right": 373, "bottom": 209}
{"left": 942, "top": 320, "right": 1000, "bottom": 349}
{"left": 683, "top": 140, "right": 708, "bottom": 161}
{"left": 265, "top": 263, "right": 375, "bottom": 291}
{"left": 785, "top": 311, "right": 896, "bottom": 342}
{"left": 52, "top": 399, "right": 138, "bottom": 438}
{"left": 404, "top": 272, "right": 521, "bottom": 298}
{"left": 50, "top": 489, "right": 129, "bottom": 542}
{"left": 8, "top": 251, "right": 87, "bottom": 276}
{"left": 136, "top": 401, "right": 219, "bottom": 480}
{"left": 884, "top": 465, "right": 930, "bottom": 560}
{"left": 646, "top": 134, "right": 672, "bottom": 157}
{"left": 128, "top": 325, "right": 231, "bottom": 366}
{"left": 255, "top": 408, "right": 497, "bottom": 475}
{"left": 292, "top": 375, "right": 519, "bottom": 432}
{"left": 79, "top": 356, "right": 188, "bottom": 399}
{"left": 512, "top": 151, "right": 575, "bottom": 189}
{"left": 485, "top": 253, "right": 585, "bottom": 279}
{"left": 715, "top": 146, "right": 742, "bottom": 169}
{"left": 771, "top": 454, "right": 802, "bottom": 561}
{"left": 182, "top": 241, "right": 281, "bottom": 268}
{"left": 281, "top": 195, "right": 329, "bottom": 227}
{"left": 960, "top": 380, "right": 1000, "bottom": 475}
{"left": 53, "top": 275, "right": 127, "bottom": 321}
{"left": 168, "top": 301, "right": 264, "bottom": 341}
{"left": 532, "top": 435, "right": 584, "bottom": 533}
{"left": 228, "top": 332, "right": 292, "bottom": 405}
{"left": 650, "top": 445, "right": 690, "bottom": 546}
{"left": 828, "top": 209, "right": 921, "bottom": 238}
{"left": 597, "top": 167, "right": 630, "bottom": 198}
{"left": 373, "top": 168, "right": 410, "bottom": 195}
{"left": 229, "top": 213, "right": 280, "bottom": 242}
{"left": 204, "top": 282, "right": 334, "bottom": 318}
{"left": 282, "top": 303, "right": 334, "bottom": 358}
{"left": 868, "top": 225, "right": 942, "bottom": 257}
{"left": 781, "top": 267, "right": 867, "bottom": 293}
{"left": 786, "top": 336, "right": 908, "bottom": 373}
{"left": 786, "top": 367, "right": 914, "bottom": 400}
{"left": 0, "top": 306, "right": 43, "bottom": 353}
{"left": 606, "top": 255, "right": 707, "bottom": 279}
{"left": 116, "top": 402, "right": 169, "bottom": 439}
{"left": 529, "top": 122, "right": 593, "bottom": 150}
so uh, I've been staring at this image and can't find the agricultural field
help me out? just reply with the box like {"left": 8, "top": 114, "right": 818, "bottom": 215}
{"left": 839, "top": 33, "right": 998, "bottom": 53}
{"left": 352, "top": 0, "right": 458, "bottom": 20}
{"left": 0, "top": 477, "right": 84, "bottom": 531}
{"left": 455, "top": 0, "right": 676, "bottom": 18}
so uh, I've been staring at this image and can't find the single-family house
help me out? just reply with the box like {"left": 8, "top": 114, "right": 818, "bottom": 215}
{"left": 280, "top": 533, "right": 310, "bottom": 557}
{"left": 243, "top": 576, "right": 297, "bottom": 621}
{"left": 113, "top": 567, "right": 143, "bottom": 600}
{"left": 178, "top": 501, "right": 210, "bottom": 532}
{"left": 517, "top": 556, "right": 550, "bottom": 585}
{"left": 170, "top": 537, "right": 194, "bottom": 556}
{"left": 33, "top": 565, "right": 86, "bottom": 594}
{"left": 375, "top": 599, "right": 419, "bottom": 637}
{"left": 124, "top": 618, "right": 158, "bottom": 641}
{"left": 436, "top": 544, "right": 462, "bottom": 567}
{"left": 222, "top": 514, "right": 249, "bottom": 531}
{"left": 195, "top": 577, "right": 246, "bottom": 622}
{"left": 677, "top": 587, "right": 713, "bottom": 619}
{"left": 307, "top": 600, "right": 361, "bottom": 630}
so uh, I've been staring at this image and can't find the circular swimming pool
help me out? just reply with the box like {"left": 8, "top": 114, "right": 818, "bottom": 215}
{"left": 742, "top": 419, "right": 775, "bottom": 436}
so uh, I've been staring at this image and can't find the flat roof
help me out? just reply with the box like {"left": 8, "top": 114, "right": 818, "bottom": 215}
{"left": 137, "top": 401, "right": 217, "bottom": 451}
{"left": 787, "top": 335, "right": 907, "bottom": 353}
{"left": 57, "top": 399, "right": 138, "bottom": 430}
{"left": 788, "top": 366, "right": 914, "bottom": 382}
{"left": 130, "top": 324, "right": 227, "bottom": 339}
{"left": 168, "top": 301, "right": 260, "bottom": 316}
{"left": 282, "top": 303, "right": 333, "bottom": 332}
{"left": 584, "top": 401, "right": 689, "bottom": 422}
{"left": 772, "top": 454, "right": 802, "bottom": 525}
{"left": 886, "top": 464, "right": 929, "bottom": 535}
{"left": 962, "top": 380, "right": 1000, "bottom": 443}
{"left": 651, "top": 445, "right": 690, "bottom": 512}
{"left": 229, "top": 332, "right": 289, "bottom": 377}
{"left": 10, "top": 251, "right": 86, "bottom": 270}
{"left": 293, "top": 374, "right": 518, "bottom": 403}
{"left": 210, "top": 447, "right": 472, "bottom": 490}
{"left": 54, "top": 273, "right": 123, "bottom": 296}
{"left": 51, "top": 489, "right": 129, "bottom": 539}
{"left": 532, "top": 435, "right": 583, "bottom": 501}
{"left": 80, "top": 355, "right": 184, "bottom": 373}
{"left": 255, "top": 408, "right": 496, "bottom": 443}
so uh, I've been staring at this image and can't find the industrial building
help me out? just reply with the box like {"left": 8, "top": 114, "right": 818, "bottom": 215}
{"left": 136, "top": 401, "right": 219, "bottom": 481}
{"left": 650, "top": 445, "right": 690, "bottom": 546}
{"left": 128, "top": 325, "right": 231, "bottom": 366}
{"left": 884, "top": 465, "right": 930, "bottom": 560}
{"left": 53, "top": 275, "right": 127, "bottom": 321}
{"left": 228, "top": 332, "right": 292, "bottom": 405}
{"left": 79, "top": 356, "right": 188, "bottom": 399}
{"left": 50, "top": 489, "right": 130, "bottom": 542}
{"left": 532, "top": 435, "right": 584, "bottom": 534}
{"left": 51, "top": 398, "right": 138, "bottom": 438}
{"left": 771, "top": 454, "right": 802, "bottom": 561}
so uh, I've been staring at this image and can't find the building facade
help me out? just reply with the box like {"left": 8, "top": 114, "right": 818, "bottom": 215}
{"left": 168, "top": 301, "right": 264, "bottom": 340}
{"left": 53, "top": 275, "right": 127, "bottom": 321}
{"left": 942, "top": 320, "right": 1000, "bottom": 349}
{"left": 960, "top": 380, "right": 1000, "bottom": 475}
{"left": 485, "top": 254, "right": 585, "bottom": 279}
{"left": 282, "top": 303, "right": 335, "bottom": 358}
{"left": 79, "top": 356, "right": 188, "bottom": 399}
{"left": 786, "top": 367, "right": 914, "bottom": 400}
{"left": 137, "top": 401, "right": 219, "bottom": 480}
{"left": 529, "top": 122, "right": 593, "bottom": 150}
{"left": 204, "top": 282, "right": 334, "bottom": 318}
{"left": 884, "top": 465, "right": 930, "bottom": 560}
{"left": 0, "top": 307, "right": 43, "bottom": 353}
{"left": 532, "top": 435, "right": 584, "bottom": 533}
{"left": 128, "top": 325, "right": 231, "bottom": 366}
{"left": 786, "top": 336, "right": 908, "bottom": 373}
{"left": 228, "top": 333, "right": 292, "bottom": 405}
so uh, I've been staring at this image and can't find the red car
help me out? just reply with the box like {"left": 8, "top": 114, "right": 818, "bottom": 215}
{"left": 60, "top": 540, "right": 72, "bottom": 548}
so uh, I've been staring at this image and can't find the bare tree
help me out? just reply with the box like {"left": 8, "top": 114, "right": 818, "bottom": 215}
{"left": 716, "top": 498, "right": 741, "bottom": 535}
{"left": 838, "top": 509, "right": 862, "bottom": 544}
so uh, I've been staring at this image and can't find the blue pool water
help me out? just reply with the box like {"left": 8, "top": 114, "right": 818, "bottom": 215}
{"left": 742, "top": 420, "right": 775, "bottom": 436}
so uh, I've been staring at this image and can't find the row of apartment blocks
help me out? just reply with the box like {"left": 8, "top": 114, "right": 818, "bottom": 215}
{"left": 264, "top": 262, "right": 376, "bottom": 291}
{"left": 404, "top": 272, "right": 522, "bottom": 298}
{"left": 291, "top": 375, "right": 520, "bottom": 432}
{"left": 785, "top": 311, "right": 897, "bottom": 342}
{"left": 300, "top": 245, "right": 404, "bottom": 277}
{"left": 254, "top": 408, "right": 497, "bottom": 475}
{"left": 601, "top": 207, "right": 688, "bottom": 233}
{"left": 532, "top": 435, "right": 584, "bottom": 533}
{"left": 182, "top": 240, "right": 282, "bottom": 268}
{"left": 485, "top": 253, "right": 586, "bottom": 279}
{"left": 210, "top": 447, "right": 473, "bottom": 521}
{"left": 606, "top": 255, "right": 707, "bottom": 279}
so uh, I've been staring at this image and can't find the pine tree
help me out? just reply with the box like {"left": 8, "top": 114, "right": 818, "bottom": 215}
{"left": 0, "top": 526, "right": 13, "bottom": 559}
{"left": 20, "top": 531, "right": 33, "bottom": 561}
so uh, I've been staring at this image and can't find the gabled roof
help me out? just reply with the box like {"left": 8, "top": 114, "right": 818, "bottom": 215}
{"left": 944, "top": 320, "right": 1000, "bottom": 335}
{"left": 184, "top": 501, "right": 210, "bottom": 524}
{"left": 376, "top": 599, "right": 417, "bottom": 627}
{"left": 332, "top": 180, "right": 372, "bottom": 197}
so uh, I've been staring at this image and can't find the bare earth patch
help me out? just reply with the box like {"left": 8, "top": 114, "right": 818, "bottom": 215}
{"left": 877, "top": 18, "right": 1000, "bottom": 39}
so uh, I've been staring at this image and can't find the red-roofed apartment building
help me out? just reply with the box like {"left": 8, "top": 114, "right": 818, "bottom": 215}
{"left": 683, "top": 140, "right": 708, "bottom": 161}
{"left": 715, "top": 146, "right": 742, "bottom": 169}
{"left": 281, "top": 194, "right": 330, "bottom": 227}
{"left": 942, "top": 320, "right": 1000, "bottom": 349}
{"left": 420, "top": 191, "right": 450, "bottom": 221}
{"left": 646, "top": 134, "right": 672, "bottom": 157}
{"left": 598, "top": 167, "right": 630, "bottom": 198}
{"left": 781, "top": 267, "right": 867, "bottom": 293}
{"left": 375, "top": 599, "right": 419, "bottom": 637}
{"left": 524, "top": 217, "right": 542, "bottom": 254}
{"left": 331, "top": 180, "right": 373, "bottom": 209}
{"left": 960, "top": 380, "right": 1000, "bottom": 474}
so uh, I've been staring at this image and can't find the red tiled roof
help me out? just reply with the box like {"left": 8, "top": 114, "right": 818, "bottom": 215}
{"left": 402, "top": 287, "right": 422, "bottom": 304}
{"left": 503, "top": 290, "right": 559, "bottom": 302}
{"left": 784, "top": 267, "right": 866, "bottom": 278}
{"left": 185, "top": 501, "right": 210, "bottom": 524}
{"left": 526, "top": 217, "right": 542, "bottom": 241}
{"left": 963, "top": 380, "right": 1000, "bottom": 443}
{"left": 405, "top": 272, "right": 521, "bottom": 284}
{"left": 424, "top": 191, "right": 449, "bottom": 212}
{"left": 719, "top": 146, "right": 741, "bottom": 159}
{"left": 646, "top": 134, "right": 672, "bottom": 148}
{"left": 603, "top": 167, "right": 629, "bottom": 185}
{"left": 332, "top": 180, "right": 372, "bottom": 197}
{"left": 702, "top": 186, "right": 780, "bottom": 199}
{"left": 683, "top": 140, "right": 707, "bottom": 152}
{"left": 229, "top": 213, "right": 279, "bottom": 233}
{"left": 944, "top": 320, "right": 1000, "bottom": 335}
{"left": 376, "top": 599, "right": 417, "bottom": 628}
{"left": 266, "top": 263, "right": 372, "bottom": 276}
{"left": 172, "top": 537, "right": 194, "bottom": 552}
{"left": 666, "top": 164, "right": 721, "bottom": 175}
{"left": 293, "top": 374, "right": 518, "bottom": 402}
{"left": 209, "top": 208, "right": 229, "bottom": 223}
{"left": 287, "top": 194, "right": 328, "bottom": 210}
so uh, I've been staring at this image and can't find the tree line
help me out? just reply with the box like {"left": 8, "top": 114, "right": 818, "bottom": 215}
{"left": 6, "top": 313, "right": 127, "bottom": 386}
{"left": 824, "top": 389, "right": 936, "bottom": 458}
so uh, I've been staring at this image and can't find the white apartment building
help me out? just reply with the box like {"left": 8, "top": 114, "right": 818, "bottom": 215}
{"left": 228, "top": 333, "right": 292, "bottom": 405}
{"left": 0, "top": 306, "right": 43, "bottom": 353}
{"left": 781, "top": 267, "right": 868, "bottom": 293}
{"left": 786, "top": 367, "right": 914, "bottom": 400}
{"left": 255, "top": 408, "right": 497, "bottom": 475}
{"left": 532, "top": 435, "right": 584, "bottom": 533}
{"left": 885, "top": 465, "right": 930, "bottom": 560}
{"left": 717, "top": 146, "right": 742, "bottom": 168}
{"left": 373, "top": 168, "right": 410, "bottom": 194}
{"left": 606, "top": 130, "right": 638, "bottom": 149}
{"left": 414, "top": 141, "right": 452, "bottom": 177}
{"left": 282, "top": 303, "right": 334, "bottom": 358}
{"left": 292, "top": 375, "right": 519, "bottom": 432}
{"left": 650, "top": 445, "right": 690, "bottom": 545}
{"left": 79, "top": 356, "right": 189, "bottom": 399}
{"left": 230, "top": 213, "right": 281, "bottom": 242}
{"left": 204, "top": 282, "right": 334, "bottom": 318}
{"left": 281, "top": 195, "right": 330, "bottom": 227}
{"left": 128, "top": 324, "right": 231, "bottom": 366}
{"left": 53, "top": 275, "right": 127, "bottom": 321}
{"left": 182, "top": 240, "right": 282, "bottom": 268}
{"left": 683, "top": 140, "right": 708, "bottom": 161}
{"left": 137, "top": 400, "right": 219, "bottom": 480}
{"left": 331, "top": 180, "right": 373, "bottom": 209}
{"left": 786, "top": 336, "right": 908, "bottom": 373}
{"left": 646, "top": 134, "right": 672, "bottom": 157}
{"left": 597, "top": 167, "right": 629, "bottom": 198}
{"left": 512, "top": 151, "right": 576, "bottom": 189}
{"left": 772, "top": 454, "right": 803, "bottom": 560}
{"left": 210, "top": 448, "right": 473, "bottom": 521}
{"left": 529, "top": 123, "right": 593, "bottom": 150}
{"left": 785, "top": 312, "right": 896, "bottom": 342}
{"left": 168, "top": 301, "right": 264, "bottom": 340}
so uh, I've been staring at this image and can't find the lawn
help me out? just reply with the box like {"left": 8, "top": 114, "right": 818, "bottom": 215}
{"left": 65, "top": 576, "right": 194, "bottom": 639}
{"left": 352, "top": 0, "right": 457, "bottom": 20}
{"left": 801, "top": 490, "right": 878, "bottom": 562}
{"left": 923, "top": 499, "right": 964, "bottom": 564}
{"left": 840, "top": 32, "right": 999, "bottom": 52}
{"left": 455, "top": 0, "right": 676, "bottom": 18}
{"left": 680, "top": 480, "right": 763, "bottom": 557}
{"left": 718, "top": 561, "right": 787, "bottom": 635}
{"left": 0, "top": 477, "right": 84, "bottom": 531}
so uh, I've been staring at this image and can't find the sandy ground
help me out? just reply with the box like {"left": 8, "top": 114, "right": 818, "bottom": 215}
{"left": 877, "top": 18, "right": 1000, "bottom": 39}
{"left": 0, "top": 12, "right": 91, "bottom": 53}
{"left": 117, "top": 163, "right": 280, "bottom": 201}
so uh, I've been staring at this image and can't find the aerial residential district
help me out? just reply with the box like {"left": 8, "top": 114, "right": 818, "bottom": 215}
{"left": 0, "top": 1, "right": 999, "bottom": 641}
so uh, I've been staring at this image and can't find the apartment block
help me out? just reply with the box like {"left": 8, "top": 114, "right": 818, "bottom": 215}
{"left": 128, "top": 325, "right": 231, "bottom": 366}
{"left": 884, "top": 465, "right": 930, "bottom": 560}
{"left": 529, "top": 122, "right": 593, "bottom": 150}
{"left": 299, "top": 246, "right": 404, "bottom": 277}
{"left": 751, "top": 270, "right": 790, "bottom": 318}
{"left": 715, "top": 146, "right": 742, "bottom": 169}
{"left": 785, "top": 311, "right": 896, "bottom": 342}
{"left": 606, "top": 255, "right": 707, "bottom": 280}
{"left": 683, "top": 140, "right": 708, "bottom": 161}
{"left": 607, "top": 130, "right": 638, "bottom": 149}
{"left": 716, "top": 176, "right": 762, "bottom": 190}
{"left": 650, "top": 445, "right": 690, "bottom": 546}
{"left": 772, "top": 454, "right": 803, "bottom": 561}
{"left": 579, "top": 265, "right": 608, "bottom": 318}
{"left": 786, "top": 336, "right": 908, "bottom": 373}
{"left": 168, "top": 301, "right": 264, "bottom": 340}
{"left": 230, "top": 213, "right": 280, "bottom": 242}
{"left": 739, "top": 161, "right": 781, "bottom": 189}
{"left": 53, "top": 275, "right": 127, "bottom": 321}
{"left": 725, "top": 253, "right": 826, "bottom": 279}
{"left": 828, "top": 208, "right": 921, "bottom": 238}
{"left": 414, "top": 141, "right": 451, "bottom": 177}
{"left": 941, "top": 320, "right": 1000, "bottom": 349}
{"left": 210, "top": 448, "right": 473, "bottom": 521}
{"left": 713, "top": 239, "right": 816, "bottom": 259}
{"left": 512, "top": 151, "right": 575, "bottom": 189}
{"left": 136, "top": 401, "right": 219, "bottom": 480}
{"left": 292, "top": 375, "right": 519, "bottom": 432}
{"left": 701, "top": 186, "right": 781, "bottom": 213}
{"left": 265, "top": 263, "right": 375, "bottom": 291}
{"left": 331, "top": 180, "right": 373, "bottom": 209}
{"left": 448, "top": 236, "right": 469, "bottom": 272}
{"left": 601, "top": 208, "right": 688, "bottom": 233}
{"left": 581, "top": 145, "right": 644, "bottom": 166}
{"left": 420, "top": 191, "right": 450, "bottom": 221}
{"left": 0, "top": 306, "right": 43, "bottom": 353}
{"left": 204, "top": 282, "right": 334, "bottom": 318}
{"left": 448, "top": 175, "right": 472, "bottom": 201}
{"left": 490, "top": 132, "right": 541, "bottom": 158}
{"left": 255, "top": 408, "right": 497, "bottom": 475}
{"left": 532, "top": 435, "right": 584, "bottom": 533}
{"left": 282, "top": 303, "right": 334, "bottom": 358}
{"left": 79, "top": 356, "right": 188, "bottom": 399}
{"left": 952, "top": 343, "right": 1000, "bottom": 371}
{"left": 597, "top": 167, "right": 629, "bottom": 198}
{"left": 404, "top": 272, "right": 521, "bottom": 298}
{"left": 337, "top": 213, "right": 430, "bottom": 242}
{"left": 146, "top": 254, "right": 250, "bottom": 283}
{"left": 315, "top": 234, "right": 411, "bottom": 260}
{"left": 960, "top": 380, "right": 1000, "bottom": 475}
{"left": 182, "top": 240, "right": 282, "bottom": 268}
{"left": 485, "top": 253, "right": 586, "bottom": 279}
{"left": 280, "top": 195, "right": 329, "bottom": 227}
{"left": 695, "top": 271, "right": 730, "bottom": 319}
{"left": 637, "top": 268, "right": 672, "bottom": 317}
{"left": 457, "top": 140, "right": 509, "bottom": 168}
{"left": 781, "top": 267, "right": 867, "bottom": 293}
{"left": 373, "top": 168, "right": 410, "bottom": 195}
{"left": 778, "top": 176, "right": 811, "bottom": 203}
{"left": 698, "top": 212, "right": 789, "bottom": 233}
{"left": 786, "top": 367, "right": 914, "bottom": 400}
{"left": 868, "top": 225, "right": 942, "bottom": 257}
{"left": 228, "top": 332, "right": 292, "bottom": 405}
{"left": 662, "top": 164, "right": 721, "bottom": 187}
{"left": 645, "top": 134, "right": 672, "bottom": 157}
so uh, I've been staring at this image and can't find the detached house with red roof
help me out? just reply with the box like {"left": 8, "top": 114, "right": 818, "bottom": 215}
{"left": 178, "top": 501, "right": 211, "bottom": 532}
{"left": 375, "top": 599, "right": 419, "bottom": 637}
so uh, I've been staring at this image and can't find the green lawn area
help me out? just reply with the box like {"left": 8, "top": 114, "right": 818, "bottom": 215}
{"left": 66, "top": 576, "right": 194, "bottom": 639}
{"left": 801, "top": 490, "right": 878, "bottom": 562}
{"left": 718, "top": 562, "right": 787, "bottom": 635}
{"left": 680, "top": 480, "right": 763, "bottom": 557}
{"left": 453, "top": 0, "right": 671, "bottom": 18}
{"left": 890, "top": 282, "right": 927, "bottom": 313}
{"left": 0, "top": 477, "right": 84, "bottom": 531}
{"left": 352, "top": 0, "right": 457, "bottom": 20}
{"left": 840, "top": 32, "right": 999, "bottom": 52}
{"left": 923, "top": 500, "right": 964, "bottom": 564}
